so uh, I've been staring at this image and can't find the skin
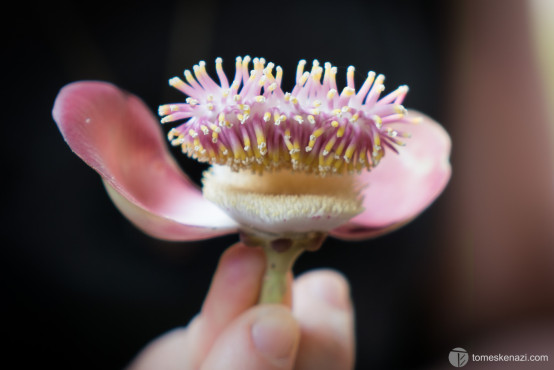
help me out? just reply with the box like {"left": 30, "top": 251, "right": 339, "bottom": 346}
{"left": 127, "top": 243, "right": 355, "bottom": 370}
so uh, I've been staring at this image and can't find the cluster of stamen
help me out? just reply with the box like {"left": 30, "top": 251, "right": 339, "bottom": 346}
{"left": 159, "top": 56, "right": 415, "bottom": 175}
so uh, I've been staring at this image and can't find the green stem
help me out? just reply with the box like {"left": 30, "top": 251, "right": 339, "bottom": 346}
{"left": 259, "top": 241, "right": 304, "bottom": 304}
{"left": 240, "top": 230, "right": 327, "bottom": 304}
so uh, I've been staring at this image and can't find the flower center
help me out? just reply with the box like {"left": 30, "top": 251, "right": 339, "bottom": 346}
{"left": 159, "top": 56, "right": 413, "bottom": 176}
{"left": 201, "top": 166, "right": 364, "bottom": 234}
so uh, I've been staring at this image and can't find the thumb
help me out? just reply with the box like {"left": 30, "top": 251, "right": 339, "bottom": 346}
{"left": 201, "top": 305, "right": 300, "bottom": 370}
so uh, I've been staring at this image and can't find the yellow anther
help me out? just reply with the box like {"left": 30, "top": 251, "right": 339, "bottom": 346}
{"left": 341, "top": 87, "right": 355, "bottom": 96}
{"left": 398, "top": 85, "right": 409, "bottom": 92}
{"left": 206, "top": 147, "right": 217, "bottom": 161}
{"left": 206, "top": 103, "right": 214, "bottom": 111}
{"left": 372, "top": 115, "right": 382, "bottom": 129}
{"left": 238, "top": 113, "right": 249, "bottom": 124}
{"left": 327, "top": 89, "right": 337, "bottom": 100}
{"left": 349, "top": 113, "right": 359, "bottom": 122}
{"left": 284, "top": 137, "right": 294, "bottom": 152}
{"left": 219, "top": 143, "right": 229, "bottom": 156}
{"left": 264, "top": 62, "right": 274, "bottom": 73}
{"left": 359, "top": 151, "right": 369, "bottom": 168}
{"left": 276, "top": 66, "right": 283, "bottom": 83}
{"left": 300, "top": 71, "right": 310, "bottom": 85}
{"left": 394, "top": 104, "right": 406, "bottom": 115}
{"left": 324, "top": 137, "right": 337, "bottom": 154}
{"left": 334, "top": 140, "right": 346, "bottom": 156}
{"left": 296, "top": 60, "right": 306, "bottom": 81}
{"left": 307, "top": 115, "right": 315, "bottom": 124}
{"left": 263, "top": 112, "right": 271, "bottom": 122}
{"left": 171, "top": 134, "right": 184, "bottom": 146}
{"left": 200, "top": 125, "right": 209, "bottom": 135}
{"left": 184, "top": 70, "right": 196, "bottom": 84}
{"left": 255, "top": 127, "right": 266, "bottom": 150}
{"left": 231, "top": 142, "right": 244, "bottom": 161}
{"left": 373, "top": 147, "right": 384, "bottom": 163}
{"left": 188, "top": 129, "right": 198, "bottom": 137}
{"left": 374, "top": 134, "right": 381, "bottom": 147}
{"left": 243, "top": 136, "right": 251, "bottom": 151}
{"left": 158, "top": 105, "right": 170, "bottom": 116}
{"left": 343, "top": 144, "right": 356, "bottom": 163}
{"left": 254, "top": 95, "right": 266, "bottom": 103}
{"left": 169, "top": 77, "right": 183, "bottom": 88}
{"left": 347, "top": 66, "right": 355, "bottom": 85}
{"left": 323, "top": 154, "right": 335, "bottom": 168}
{"left": 311, "top": 128, "right": 325, "bottom": 138}
{"left": 238, "top": 104, "right": 250, "bottom": 114}
{"left": 312, "top": 67, "right": 323, "bottom": 81}
{"left": 336, "top": 125, "right": 345, "bottom": 138}
{"left": 332, "top": 109, "right": 341, "bottom": 116}
{"left": 333, "top": 158, "right": 344, "bottom": 172}
{"left": 331, "top": 120, "right": 339, "bottom": 128}
{"left": 167, "top": 128, "right": 177, "bottom": 140}
{"left": 294, "top": 115, "right": 304, "bottom": 124}
{"left": 293, "top": 139, "right": 301, "bottom": 155}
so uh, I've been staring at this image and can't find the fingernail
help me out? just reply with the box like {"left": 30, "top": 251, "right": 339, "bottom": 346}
{"left": 252, "top": 307, "right": 298, "bottom": 362}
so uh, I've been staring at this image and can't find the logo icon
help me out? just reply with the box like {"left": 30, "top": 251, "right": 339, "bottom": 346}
{"left": 449, "top": 347, "right": 468, "bottom": 367}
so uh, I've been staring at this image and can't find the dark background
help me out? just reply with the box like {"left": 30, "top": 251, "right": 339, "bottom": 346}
{"left": 4, "top": 1, "right": 464, "bottom": 368}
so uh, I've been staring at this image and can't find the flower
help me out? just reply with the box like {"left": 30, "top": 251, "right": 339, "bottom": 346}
{"left": 53, "top": 56, "right": 451, "bottom": 303}
{"left": 52, "top": 56, "right": 451, "bottom": 244}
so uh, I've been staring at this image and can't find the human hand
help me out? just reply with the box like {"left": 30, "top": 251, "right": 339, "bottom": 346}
{"left": 128, "top": 243, "right": 355, "bottom": 369}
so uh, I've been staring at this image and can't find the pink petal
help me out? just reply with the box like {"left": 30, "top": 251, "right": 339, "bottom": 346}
{"left": 53, "top": 81, "right": 239, "bottom": 241}
{"left": 331, "top": 111, "right": 451, "bottom": 240}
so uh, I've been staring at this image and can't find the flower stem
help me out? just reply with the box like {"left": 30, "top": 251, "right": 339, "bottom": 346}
{"left": 240, "top": 230, "right": 327, "bottom": 304}
{"left": 259, "top": 241, "right": 304, "bottom": 304}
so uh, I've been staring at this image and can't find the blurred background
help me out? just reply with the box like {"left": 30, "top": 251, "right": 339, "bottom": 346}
{"left": 3, "top": 0, "right": 553, "bottom": 368}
